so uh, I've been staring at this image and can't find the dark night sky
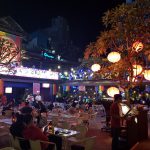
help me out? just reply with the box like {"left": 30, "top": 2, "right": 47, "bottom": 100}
{"left": 0, "top": 0, "right": 125, "bottom": 50}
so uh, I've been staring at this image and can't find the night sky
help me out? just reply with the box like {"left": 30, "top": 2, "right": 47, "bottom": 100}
{"left": 0, "top": 0, "right": 125, "bottom": 50}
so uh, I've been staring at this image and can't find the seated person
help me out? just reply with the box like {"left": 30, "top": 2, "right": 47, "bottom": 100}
{"left": 23, "top": 114, "right": 49, "bottom": 150}
{"left": 47, "top": 102, "right": 54, "bottom": 111}
{"left": 37, "top": 110, "right": 48, "bottom": 128}
{"left": 10, "top": 113, "right": 30, "bottom": 150}
{"left": 20, "top": 101, "right": 33, "bottom": 115}
{"left": 10, "top": 113, "right": 25, "bottom": 137}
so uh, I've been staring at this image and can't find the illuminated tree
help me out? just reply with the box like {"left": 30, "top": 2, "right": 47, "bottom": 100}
{"left": 84, "top": 0, "right": 150, "bottom": 100}
{"left": 0, "top": 36, "right": 20, "bottom": 72}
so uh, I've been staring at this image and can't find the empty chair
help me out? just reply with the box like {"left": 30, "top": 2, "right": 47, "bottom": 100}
{"left": 0, "top": 147, "right": 17, "bottom": 150}
{"left": 68, "top": 124, "right": 88, "bottom": 146}
{"left": 9, "top": 134, "right": 21, "bottom": 150}
{"left": 70, "top": 136, "right": 96, "bottom": 150}
{"left": 9, "top": 134, "right": 30, "bottom": 150}
{"left": 30, "top": 139, "right": 56, "bottom": 150}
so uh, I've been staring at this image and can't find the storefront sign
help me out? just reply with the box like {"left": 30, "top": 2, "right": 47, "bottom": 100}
{"left": 0, "top": 66, "right": 59, "bottom": 80}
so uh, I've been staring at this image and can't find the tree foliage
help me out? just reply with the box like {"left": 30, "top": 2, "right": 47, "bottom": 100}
{"left": 84, "top": 0, "right": 150, "bottom": 89}
{"left": 0, "top": 36, "right": 20, "bottom": 72}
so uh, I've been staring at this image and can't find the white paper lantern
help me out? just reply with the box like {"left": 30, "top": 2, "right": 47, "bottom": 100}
{"left": 132, "top": 65, "right": 143, "bottom": 76}
{"left": 127, "top": 76, "right": 137, "bottom": 82}
{"left": 91, "top": 64, "right": 101, "bottom": 72}
{"left": 107, "top": 87, "right": 120, "bottom": 97}
{"left": 107, "top": 52, "right": 121, "bottom": 63}
{"left": 144, "top": 70, "right": 150, "bottom": 81}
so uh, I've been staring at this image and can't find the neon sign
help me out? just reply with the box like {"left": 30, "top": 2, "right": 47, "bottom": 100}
{"left": 44, "top": 52, "right": 54, "bottom": 59}
{"left": 0, "top": 66, "right": 59, "bottom": 80}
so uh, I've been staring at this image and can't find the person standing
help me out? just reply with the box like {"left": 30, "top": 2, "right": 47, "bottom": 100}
{"left": 110, "top": 94, "right": 123, "bottom": 150}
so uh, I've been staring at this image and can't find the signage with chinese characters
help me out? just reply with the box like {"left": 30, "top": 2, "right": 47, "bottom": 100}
{"left": 0, "top": 66, "right": 59, "bottom": 80}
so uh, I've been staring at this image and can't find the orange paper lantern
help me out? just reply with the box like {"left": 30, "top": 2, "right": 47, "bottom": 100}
{"left": 132, "top": 41, "right": 144, "bottom": 52}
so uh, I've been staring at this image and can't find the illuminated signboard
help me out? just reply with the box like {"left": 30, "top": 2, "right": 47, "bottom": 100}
{"left": 0, "top": 66, "right": 59, "bottom": 80}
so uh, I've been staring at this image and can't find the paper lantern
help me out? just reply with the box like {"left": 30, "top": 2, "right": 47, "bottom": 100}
{"left": 147, "top": 54, "right": 150, "bottom": 62}
{"left": 127, "top": 76, "right": 137, "bottom": 82}
{"left": 132, "top": 41, "right": 144, "bottom": 52}
{"left": 133, "top": 65, "right": 143, "bottom": 76}
{"left": 144, "top": 70, "right": 150, "bottom": 81}
{"left": 107, "top": 52, "right": 121, "bottom": 63}
{"left": 107, "top": 87, "right": 120, "bottom": 97}
{"left": 91, "top": 64, "right": 101, "bottom": 72}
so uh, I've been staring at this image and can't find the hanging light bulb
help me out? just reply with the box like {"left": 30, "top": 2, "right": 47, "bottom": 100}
{"left": 107, "top": 52, "right": 121, "bottom": 63}
{"left": 144, "top": 70, "right": 150, "bottom": 81}
{"left": 132, "top": 65, "right": 143, "bottom": 76}
{"left": 132, "top": 41, "right": 144, "bottom": 52}
{"left": 107, "top": 87, "right": 120, "bottom": 97}
{"left": 91, "top": 64, "right": 101, "bottom": 72}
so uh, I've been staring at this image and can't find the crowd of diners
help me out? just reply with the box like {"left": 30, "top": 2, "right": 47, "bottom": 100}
{"left": 8, "top": 101, "right": 62, "bottom": 150}
{"left": 0, "top": 93, "right": 96, "bottom": 150}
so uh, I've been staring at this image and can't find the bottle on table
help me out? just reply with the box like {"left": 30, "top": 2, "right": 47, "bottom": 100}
{"left": 48, "top": 121, "right": 54, "bottom": 134}
{"left": 11, "top": 113, "right": 16, "bottom": 123}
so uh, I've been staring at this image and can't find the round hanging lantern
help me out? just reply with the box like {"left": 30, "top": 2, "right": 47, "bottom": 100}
{"left": 91, "top": 64, "right": 101, "bottom": 72}
{"left": 132, "top": 41, "right": 144, "bottom": 52}
{"left": 132, "top": 65, "right": 143, "bottom": 76}
{"left": 144, "top": 70, "right": 150, "bottom": 81}
{"left": 107, "top": 52, "right": 121, "bottom": 63}
{"left": 147, "top": 54, "right": 150, "bottom": 62}
{"left": 127, "top": 76, "right": 137, "bottom": 82}
{"left": 107, "top": 87, "right": 120, "bottom": 97}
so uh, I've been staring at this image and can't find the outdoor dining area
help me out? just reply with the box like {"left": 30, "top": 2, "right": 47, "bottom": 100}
{"left": 0, "top": 100, "right": 101, "bottom": 150}
{"left": 0, "top": 94, "right": 149, "bottom": 150}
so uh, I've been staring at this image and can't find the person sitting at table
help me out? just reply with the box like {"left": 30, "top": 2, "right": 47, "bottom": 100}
{"left": 20, "top": 101, "right": 33, "bottom": 115}
{"left": 23, "top": 114, "right": 49, "bottom": 150}
{"left": 10, "top": 113, "right": 30, "bottom": 150}
{"left": 37, "top": 109, "right": 48, "bottom": 128}
{"left": 10, "top": 113, "right": 25, "bottom": 137}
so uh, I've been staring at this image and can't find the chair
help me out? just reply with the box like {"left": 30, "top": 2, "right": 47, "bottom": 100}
{"left": 79, "top": 113, "right": 90, "bottom": 126}
{"left": 9, "top": 134, "right": 22, "bottom": 150}
{"left": 70, "top": 136, "right": 96, "bottom": 150}
{"left": 99, "top": 105, "right": 111, "bottom": 132}
{"left": 29, "top": 139, "right": 56, "bottom": 150}
{"left": 10, "top": 135, "right": 30, "bottom": 150}
{"left": 68, "top": 125, "right": 88, "bottom": 146}
{"left": 0, "top": 147, "right": 17, "bottom": 150}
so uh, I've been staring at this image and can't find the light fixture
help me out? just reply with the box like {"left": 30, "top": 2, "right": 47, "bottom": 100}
{"left": 132, "top": 65, "right": 143, "bottom": 76}
{"left": 91, "top": 64, "right": 101, "bottom": 72}
{"left": 5, "top": 87, "right": 12, "bottom": 93}
{"left": 144, "top": 70, "right": 150, "bottom": 81}
{"left": 107, "top": 52, "right": 121, "bottom": 63}
{"left": 64, "top": 71, "right": 68, "bottom": 76}
{"left": 57, "top": 65, "right": 61, "bottom": 69}
{"left": 132, "top": 41, "right": 144, "bottom": 52}
{"left": 127, "top": 76, "right": 137, "bottom": 82}
{"left": 107, "top": 87, "right": 120, "bottom": 97}
{"left": 42, "top": 83, "right": 50, "bottom": 88}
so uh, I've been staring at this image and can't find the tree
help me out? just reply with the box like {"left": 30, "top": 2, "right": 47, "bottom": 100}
{"left": 84, "top": 0, "right": 150, "bottom": 100}
{"left": 0, "top": 36, "right": 20, "bottom": 73}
